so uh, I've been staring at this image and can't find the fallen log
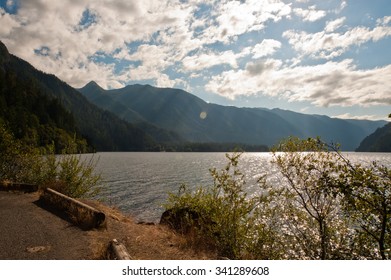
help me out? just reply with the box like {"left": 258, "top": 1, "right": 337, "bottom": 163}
{"left": 109, "top": 239, "right": 131, "bottom": 260}
{"left": 39, "top": 188, "right": 106, "bottom": 230}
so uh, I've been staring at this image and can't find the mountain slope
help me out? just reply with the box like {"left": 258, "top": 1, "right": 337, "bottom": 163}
{"left": 79, "top": 81, "right": 183, "bottom": 144}
{"left": 79, "top": 83, "right": 300, "bottom": 146}
{"left": 79, "top": 82, "right": 386, "bottom": 151}
{"left": 0, "top": 41, "right": 157, "bottom": 151}
{"left": 263, "top": 108, "right": 384, "bottom": 151}
{"left": 0, "top": 42, "right": 89, "bottom": 152}
{"left": 356, "top": 123, "right": 391, "bottom": 152}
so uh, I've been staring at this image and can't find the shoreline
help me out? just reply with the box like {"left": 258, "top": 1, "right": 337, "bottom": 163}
{"left": 0, "top": 187, "right": 214, "bottom": 260}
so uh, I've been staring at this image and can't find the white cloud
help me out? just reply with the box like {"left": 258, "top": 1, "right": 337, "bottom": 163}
{"left": 325, "top": 17, "right": 346, "bottom": 33}
{"left": 332, "top": 113, "right": 385, "bottom": 121}
{"left": 334, "top": 1, "right": 347, "bottom": 14}
{"left": 6, "top": 0, "right": 15, "bottom": 9}
{"left": 0, "top": 0, "right": 293, "bottom": 89}
{"left": 252, "top": 39, "right": 282, "bottom": 59}
{"left": 206, "top": 59, "right": 391, "bottom": 107}
{"left": 121, "top": 44, "right": 181, "bottom": 86}
{"left": 293, "top": 5, "right": 326, "bottom": 22}
{"left": 0, "top": 0, "right": 199, "bottom": 88}
{"left": 377, "top": 16, "right": 391, "bottom": 26}
{"left": 180, "top": 38, "right": 282, "bottom": 73}
{"left": 200, "top": 0, "right": 291, "bottom": 44}
{"left": 0, "top": 8, "right": 19, "bottom": 35}
{"left": 284, "top": 17, "right": 391, "bottom": 59}
{"left": 0, "top": 0, "right": 390, "bottom": 119}
{"left": 181, "top": 50, "right": 239, "bottom": 71}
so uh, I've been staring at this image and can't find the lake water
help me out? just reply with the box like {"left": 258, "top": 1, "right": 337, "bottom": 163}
{"left": 86, "top": 152, "right": 391, "bottom": 223}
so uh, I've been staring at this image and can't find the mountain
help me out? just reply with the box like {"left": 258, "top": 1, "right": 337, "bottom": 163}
{"left": 0, "top": 41, "right": 159, "bottom": 151}
{"left": 79, "top": 82, "right": 386, "bottom": 151}
{"left": 1, "top": 42, "right": 89, "bottom": 152}
{"left": 356, "top": 122, "right": 391, "bottom": 152}
{"left": 80, "top": 81, "right": 182, "bottom": 144}
{"left": 260, "top": 108, "right": 386, "bottom": 150}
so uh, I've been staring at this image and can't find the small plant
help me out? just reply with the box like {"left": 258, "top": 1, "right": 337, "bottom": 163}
{"left": 42, "top": 151, "right": 101, "bottom": 199}
{"left": 165, "top": 153, "right": 274, "bottom": 259}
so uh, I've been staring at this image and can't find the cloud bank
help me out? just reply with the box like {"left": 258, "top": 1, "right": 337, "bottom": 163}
{"left": 1, "top": 0, "right": 390, "bottom": 117}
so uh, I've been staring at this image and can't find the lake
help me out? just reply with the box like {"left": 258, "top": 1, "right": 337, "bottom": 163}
{"left": 86, "top": 152, "right": 391, "bottom": 223}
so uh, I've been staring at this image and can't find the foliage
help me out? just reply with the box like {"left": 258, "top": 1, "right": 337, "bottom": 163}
{"left": 337, "top": 159, "right": 391, "bottom": 259}
{"left": 166, "top": 136, "right": 391, "bottom": 260}
{"left": 271, "top": 137, "right": 390, "bottom": 259}
{"left": 0, "top": 118, "right": 43, "bottom": 183}
{"left": 0, "top": 121, "right": 101, "bottom": 198}
{"left": 165, "top": 153, "right": 281, "bottom": 259}
{"left": 271, "top": 137, "right": 353, "bottom": 259}
{"left": 0, "top": 56, "right": 90, "bottom": 153}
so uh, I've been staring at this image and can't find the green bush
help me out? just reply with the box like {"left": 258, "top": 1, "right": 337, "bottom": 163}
{"left": 166, "top": 137, "right": 390, "bottom": 260}
{"left": 165, "top": 153, "right": 279, "bottom": 259}
{"left": 0, "top": 120, "right": 101, "bottom": 198}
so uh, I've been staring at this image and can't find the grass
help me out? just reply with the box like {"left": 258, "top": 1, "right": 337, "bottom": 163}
{"left": 84, "top": 200, "right": 217, "bottom": 260}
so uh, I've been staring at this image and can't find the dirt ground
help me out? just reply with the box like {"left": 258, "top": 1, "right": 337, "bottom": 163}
{"left": 0, "top": 191, "right": 214, "bottom": 260}
{"left": 85, "top": 200, "right": 215, "bottom": 260}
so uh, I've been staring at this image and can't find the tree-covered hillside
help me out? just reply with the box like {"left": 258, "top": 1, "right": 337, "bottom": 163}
{"left": 356, "top": 122, "right": 391, "bottom": 152}
{"left": 0, "top": 42, "right": 88, "bottom": 152}
{"left": 79, "top": 81, "right": 386, "bottom": 151}
{"left": 0, "top": 41, "right": 158, "bottom": 152}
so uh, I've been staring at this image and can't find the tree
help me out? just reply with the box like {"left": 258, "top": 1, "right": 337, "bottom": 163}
{"left": 337, "top": 160, "right": 391, "bottom": 259}
{"left": 165, "top": 137, "right": 390, "bottom": 259}
{"left": 0, "top": 119, "right": 43, "bottom": 183}
{"left": 272, "top": 137, "right": 391, "bottom": 259}
{"left": 271, "top": 137, "right": 352, "bottom": 259}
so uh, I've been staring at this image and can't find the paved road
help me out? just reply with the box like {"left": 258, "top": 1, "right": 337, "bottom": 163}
{"left": 0, "top": 191, "right": 93, "bottom": 260}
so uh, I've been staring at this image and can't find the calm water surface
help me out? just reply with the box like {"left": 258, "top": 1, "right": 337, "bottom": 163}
{"left": 86, "top": 152, "right": 391, "bottom": 223}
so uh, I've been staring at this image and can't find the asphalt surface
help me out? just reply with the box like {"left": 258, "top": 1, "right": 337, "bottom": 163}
{"left": 0, "top": 191, "right": 93, "bottom": 260}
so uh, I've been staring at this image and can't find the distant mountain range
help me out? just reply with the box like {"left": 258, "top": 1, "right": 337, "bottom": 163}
{"left": 356, "top": 122, "right": 391, "bottom": 152}
{"left": 79, "top": 81, "right": 386, "bottom": 151}
{"left": 1, "top": 40, "right": 386, "bottom": 152}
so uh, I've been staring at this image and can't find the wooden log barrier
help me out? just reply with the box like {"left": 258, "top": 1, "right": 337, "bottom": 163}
{"left": 110, "top": 239, "right": 131, "bottom": 260}
{"left": 39, "top": 188, "right": 106, "bottom": 230}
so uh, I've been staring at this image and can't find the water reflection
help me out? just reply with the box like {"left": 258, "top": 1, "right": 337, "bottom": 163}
{"left": 85, "top": 152, "right": 391, "bottom": 223}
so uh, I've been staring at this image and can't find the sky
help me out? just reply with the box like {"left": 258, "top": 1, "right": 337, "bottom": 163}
{"left": 0, "top": 0, "right": 390, "bottom": 121}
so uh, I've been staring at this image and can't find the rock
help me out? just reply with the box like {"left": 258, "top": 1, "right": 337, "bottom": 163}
{"left": 26, "top": 246, "right": 51, "bottom": 254}
{"left": 160, "top": 207, "right": 202, "bottom": 234}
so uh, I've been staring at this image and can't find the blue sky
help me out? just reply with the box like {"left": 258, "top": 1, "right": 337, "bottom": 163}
{"left": 1, "top": 0, "right": 390, "bottom": 120}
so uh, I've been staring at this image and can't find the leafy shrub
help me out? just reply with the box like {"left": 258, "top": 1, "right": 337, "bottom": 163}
{"left": 0, "top": 120, "right": 101, "bottom": 198}
{"left": 165, "top": 153, "right": 278, "bottom": 259}
{"left": 166, "top": 137, "right": 391, "bottom": 260}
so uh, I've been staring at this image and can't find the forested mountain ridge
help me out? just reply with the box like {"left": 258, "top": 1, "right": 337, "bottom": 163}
{"left": 0, "top": 41, "right": 161, "bottom": 151}
{"left": 356, "top": 122, "right": 391, "bottom": 152}
{"left": 2, "top": 37, "right": 385, "bottom": 153}
{"left": 79, "top": 81, "right": 386, "bottom": 151}
{"left": 0, "top": 42, "right": 89, "bottom": 152}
